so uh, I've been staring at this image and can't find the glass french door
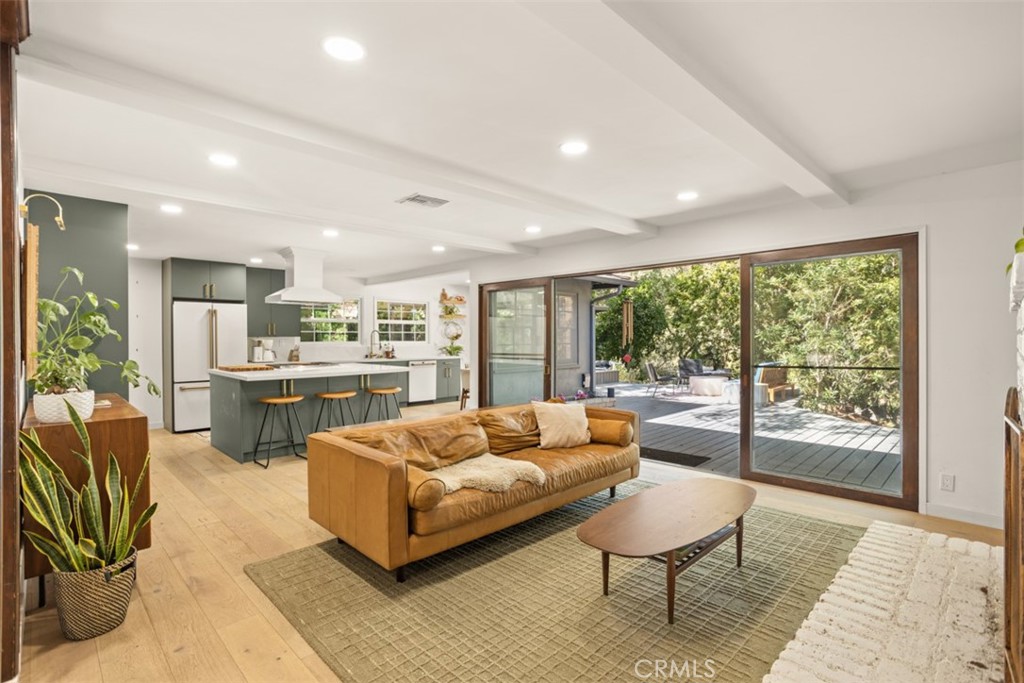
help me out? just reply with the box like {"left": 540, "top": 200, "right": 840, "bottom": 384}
{"left": 739, "top": 234, "right": 918, "bottom": 510}
{"left": 480, "top": 279, "right": 553, "bottom": 406}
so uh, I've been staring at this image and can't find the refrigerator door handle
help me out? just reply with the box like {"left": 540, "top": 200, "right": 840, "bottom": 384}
{"left": 208, "top": 309, "right": 215, "bottom": 369}
{"left": 213, "top": 308, "right": 219, "bottom": 367}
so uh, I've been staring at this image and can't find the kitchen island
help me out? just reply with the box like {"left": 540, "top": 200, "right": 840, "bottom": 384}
{"left": 209, "top": 362, "right": 410, "bottom": 463}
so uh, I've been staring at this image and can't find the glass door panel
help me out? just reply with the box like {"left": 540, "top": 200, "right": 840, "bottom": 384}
{"left": 741, "top": 235, "right": 918, "bottom": 509}
{"left": 483, "top": 282, "right": 551, "bottom": 406}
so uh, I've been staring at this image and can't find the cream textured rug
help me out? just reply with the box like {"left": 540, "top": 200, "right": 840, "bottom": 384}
{"left": 764, "top": 521, "right": 1003, "bottom": 683}
{"left": 246, "top": 481, "right": 863, "bottom": 682}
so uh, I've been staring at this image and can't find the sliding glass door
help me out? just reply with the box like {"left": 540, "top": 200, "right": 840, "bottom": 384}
{"left": 480, "top": 279, "right": 552, "bottom": 406}
{"left": 740, "top": 234, "right": 918, "bottom": 509}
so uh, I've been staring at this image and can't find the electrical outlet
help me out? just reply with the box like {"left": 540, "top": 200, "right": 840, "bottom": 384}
{"left": 940, "top": 474, "right": 956, "bottom": 492}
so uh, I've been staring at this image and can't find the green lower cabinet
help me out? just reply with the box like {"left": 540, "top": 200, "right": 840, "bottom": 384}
{"left": 437, "top": 359, "right": 461, "bottom": 401}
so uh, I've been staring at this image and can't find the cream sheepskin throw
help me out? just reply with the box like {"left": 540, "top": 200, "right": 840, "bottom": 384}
{"left": 433, "top": 453, "right": 546, "bottom": 494}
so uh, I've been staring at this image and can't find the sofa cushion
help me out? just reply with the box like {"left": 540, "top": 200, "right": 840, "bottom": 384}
{"left": 477, "top": 407, "right": 541, "bottom": 454}
{"left": 407, "top": 465, "right": 446, "bottom": 511}
{"left": 339, "top": 414, "right": 488, "bottom": 471}
{"left": 532, "top": 401, "right": 590, "bottom": 448}
{"left": 588, "top": 418, "right": 633, "bottom": 447}
{"left": 410, "top": 442, "right": 639, "bottom": 536}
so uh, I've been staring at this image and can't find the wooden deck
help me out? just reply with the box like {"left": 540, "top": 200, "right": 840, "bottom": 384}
{"left": 609, "top": 385, "right": 902, "bottom": 496}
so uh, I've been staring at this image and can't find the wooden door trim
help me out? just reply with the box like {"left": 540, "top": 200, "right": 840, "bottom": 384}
{"left": 478, "top": 278, "right": 553, "bottom": 407}
{"left": 739, "top": 233, "right": 919, "bottom": 511}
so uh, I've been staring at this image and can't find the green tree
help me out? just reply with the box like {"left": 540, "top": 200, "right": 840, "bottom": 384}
{"left": 753, "top": 253, "right": 901, "bottom": 424}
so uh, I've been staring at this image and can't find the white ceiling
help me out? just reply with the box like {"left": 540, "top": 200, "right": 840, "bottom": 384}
{"left": 16, "top": 0, "right": 1023, "bottom": 282}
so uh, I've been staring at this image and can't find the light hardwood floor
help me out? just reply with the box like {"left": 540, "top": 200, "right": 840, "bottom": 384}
{"left": 20, "top": 403, "right": 1002, "bottom": 682}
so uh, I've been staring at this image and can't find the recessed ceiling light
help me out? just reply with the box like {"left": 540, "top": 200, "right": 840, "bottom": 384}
{"left": 322, "top": 228, "right": 340, "bottom": 238}
{"left": 208, "top": 152, "right": 238, "bottom": 168}
{"left": 432, "top": 245, "right": 446, "bottom": 253}
{"left": 559, "top": 140, "right": 588, "bottom": 156}
{"left": 160, "top": 203, "right": 183, "bottom": 215}
{"left": 250, "top": 257, "right": 264, "bottom": 264}
{"left": 676, "top": 190, "right": 700, "bottom": 202}
{"left": 465, "top": 279, "right": 471, "bottom": 284}
{"left": 126, "top": 243, "right": 139, "bottom": 251}
{"left": 525, "top": 225, "right": 542, "bottom": 234}
{"left": 323, "top": 36, "right": 366, "bottom": 62}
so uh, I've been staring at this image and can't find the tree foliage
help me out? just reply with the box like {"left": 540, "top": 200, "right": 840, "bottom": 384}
{"left": 754, "top": 253, "right": 902, "bottom": 425}
{"left": 593, "top": 254, "right": 902, "bottom": 426}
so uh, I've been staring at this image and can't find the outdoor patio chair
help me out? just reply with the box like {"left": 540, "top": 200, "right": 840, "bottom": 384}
{"left": 755, "top": 363, "right": 794, "bottom": 403}
{"left": 677, "top": 358, "right": 731, "bottom": 389}
{"left": 645, "top": 361, "right": 678, "bottom": 397}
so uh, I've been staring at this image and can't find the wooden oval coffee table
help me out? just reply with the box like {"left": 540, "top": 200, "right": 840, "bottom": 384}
{"left": 577, "top": 478, "right": 757, "bottom": 624}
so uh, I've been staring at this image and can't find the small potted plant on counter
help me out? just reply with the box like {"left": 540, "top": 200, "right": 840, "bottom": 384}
{"left": 31, "top": 266, "right": 159, "bottom": 423}
{"left": 20, "top": 402, "right": 157, "bottom": 640}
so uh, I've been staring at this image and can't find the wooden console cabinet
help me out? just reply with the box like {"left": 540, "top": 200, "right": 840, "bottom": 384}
{"left": 20, "top": 393, "right": 151, "bottom": 579}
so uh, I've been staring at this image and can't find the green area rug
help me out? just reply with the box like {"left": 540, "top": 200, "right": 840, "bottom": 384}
{"left": 245, "top": 481, "right": 864, "bottom": 682}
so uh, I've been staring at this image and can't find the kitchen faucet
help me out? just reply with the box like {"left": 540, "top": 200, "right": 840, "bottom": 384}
{"left": 368, "top": 329, "right": 382, "bottom": 358}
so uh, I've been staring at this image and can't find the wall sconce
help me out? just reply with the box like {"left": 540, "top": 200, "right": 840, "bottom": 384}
{"left": 19, "top": 193, "right": 66, "bottom": 230}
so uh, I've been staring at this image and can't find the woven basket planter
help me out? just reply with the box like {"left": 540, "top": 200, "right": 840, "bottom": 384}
{"left": 53, "top": 547, "right": 137, "bottom": 641}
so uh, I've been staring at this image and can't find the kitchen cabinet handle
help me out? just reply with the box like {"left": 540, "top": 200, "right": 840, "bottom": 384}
{"left": 211, "top": 282, "right": 216, "bottom": 299}
{"left": 179, "top": 385, "right": 210, "bottom": 392}
{"left": 267, "top": 322, "right": 272, "bottom": 336}
{"left": 272, "top": 322, "right": 276, "bottom": 335}
{"left": 203, "top": 283, "right": 209, "bottom": 299}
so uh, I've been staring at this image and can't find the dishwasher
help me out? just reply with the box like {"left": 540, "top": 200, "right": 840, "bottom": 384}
{"left": 407, "top": 360, "right": 438, "bottom": 402}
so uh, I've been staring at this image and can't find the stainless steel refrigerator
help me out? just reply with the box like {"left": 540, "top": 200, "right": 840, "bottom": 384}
{"left": 172, "top": 301, "right": 247, "bottom": 432}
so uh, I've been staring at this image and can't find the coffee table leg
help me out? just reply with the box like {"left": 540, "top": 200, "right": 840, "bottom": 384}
{"left": 666, "top": 548, "right": 676, "bottom": 624}
{"left": 737, "top": 515, "right": 744, "bottom": 568}
{"left": 602, "top": 551, "right": 609, "bottom": 596}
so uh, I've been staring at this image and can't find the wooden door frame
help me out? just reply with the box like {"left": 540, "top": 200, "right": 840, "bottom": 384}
{"left": 478, "top": 277, "right": 553, "bottom": 407}
{"left": 739, "top": 233, "right": 919, "bottom": 510}
{"left": 1, "top": 2, "right": 30, "bottom": 679}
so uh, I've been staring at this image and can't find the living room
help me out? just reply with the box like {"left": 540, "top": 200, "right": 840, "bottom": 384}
{"left": 0, "top": 1, "right": 1021, "bottom": 682}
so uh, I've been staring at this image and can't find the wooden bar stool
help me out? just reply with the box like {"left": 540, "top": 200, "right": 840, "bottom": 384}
{"left": 363, "top": 387, "right": 402, "bottom": 423}
{"left": 314, "top": 390, "right": 359, "bottom": 431}
{"left": 253, "top": 395, "right": 306, "bottom": 469}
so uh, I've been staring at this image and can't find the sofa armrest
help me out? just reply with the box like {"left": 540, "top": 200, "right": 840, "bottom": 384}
{"left": 307, "top": 433, "right": 410, "bottom": 570}
{"left": 584, "top": 406, "right": 641, "bottom": 445}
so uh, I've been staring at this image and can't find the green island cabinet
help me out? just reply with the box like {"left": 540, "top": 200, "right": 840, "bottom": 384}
{"left": 246, "top": 267, "right": 301, "bottom": 337}
{"left": 167, "top": 258, "right": 247, "bottom": 302}
{"left": 436, "top": 358, "right": 461, "bottom": 402}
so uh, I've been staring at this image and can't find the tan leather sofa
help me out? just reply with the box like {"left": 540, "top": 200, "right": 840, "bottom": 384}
{"left": 307, "top": 403, "right": 640, "bottom": 580}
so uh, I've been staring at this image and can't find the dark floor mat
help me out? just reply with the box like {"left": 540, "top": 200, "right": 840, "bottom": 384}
{"left": 639, "top": 447, "right": 712, "bottom": 468}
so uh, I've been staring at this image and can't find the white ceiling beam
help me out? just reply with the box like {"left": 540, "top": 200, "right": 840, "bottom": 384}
{"left": 522, "top": 2, "right": 849, "bottom": 208}
{"left": 24, "top": 156, "right": 537, "bottom": 256}
{"left": 364, "top": 259, "right": 480, "bottom": 286}
{"left": 18, "top": 38, "right": 657, "bottom": 236}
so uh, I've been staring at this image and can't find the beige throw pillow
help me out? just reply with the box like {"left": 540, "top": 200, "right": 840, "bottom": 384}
{"left": 532, "top": 401, "right": 590, "bottom": 449}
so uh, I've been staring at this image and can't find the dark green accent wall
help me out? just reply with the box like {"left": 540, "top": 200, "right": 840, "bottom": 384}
{"left": 29, "top": 190, "right": 130, "bottom": 398}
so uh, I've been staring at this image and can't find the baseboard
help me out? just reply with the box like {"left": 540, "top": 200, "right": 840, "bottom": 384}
{"left": 925, "top": 503, "right": 1002, "bottom": 530}
{"left": 148, "top": 420, "right": 164, "bottom": 430}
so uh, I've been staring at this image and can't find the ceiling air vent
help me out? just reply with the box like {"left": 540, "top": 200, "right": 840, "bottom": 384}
{"left": 396, "top": 193, "right": 450, "bottom": 209}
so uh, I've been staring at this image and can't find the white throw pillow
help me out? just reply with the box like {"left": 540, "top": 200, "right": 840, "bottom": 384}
{"left": 532, "top": 401, "right": 591, "bottom": 449}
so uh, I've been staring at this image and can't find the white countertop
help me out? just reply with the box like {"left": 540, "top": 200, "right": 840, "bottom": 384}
{"left": 209, "top": 362, "right": 411, "bottom": 382}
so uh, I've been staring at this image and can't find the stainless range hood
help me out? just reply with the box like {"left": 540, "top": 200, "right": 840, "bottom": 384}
{"left": 265, "top": 247, "right": 344, "bottom": 305}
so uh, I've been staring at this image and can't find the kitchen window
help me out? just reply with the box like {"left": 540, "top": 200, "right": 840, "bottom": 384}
{"left": 375, "top": 300, "right": 428, "bottom": 343}
{"left": 300, "top": 300, "right": 361, "bottom": 343}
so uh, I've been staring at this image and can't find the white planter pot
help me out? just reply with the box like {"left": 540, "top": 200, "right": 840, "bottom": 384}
{"left": 33, "top": 390, "right": 96, "bottom": 423}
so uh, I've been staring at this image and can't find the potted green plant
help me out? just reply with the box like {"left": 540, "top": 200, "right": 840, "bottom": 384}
{"left": 32, "top": 266, "right": 159, "bottom": 423}
{"left": 19, "top": 401, "right": 156, "bottom": 640}
{"left": 440, "top": 342, "right": 464, "bottom": 357}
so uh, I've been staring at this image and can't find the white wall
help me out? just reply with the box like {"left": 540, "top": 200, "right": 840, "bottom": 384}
{"left": 298, "top": 272, "right": 470, "bottom": 364}
{"left": 127, "top": 258, "right": 164, "bottom": 428}
{"left": 468, "top": 160, "right": 1024, "bottom": 527}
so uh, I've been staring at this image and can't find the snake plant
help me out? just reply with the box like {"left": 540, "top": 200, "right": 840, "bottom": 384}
{"left": 19, "top": 401, "right": 157, "bottom": 572}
